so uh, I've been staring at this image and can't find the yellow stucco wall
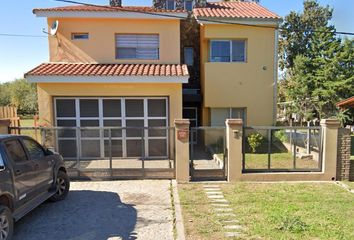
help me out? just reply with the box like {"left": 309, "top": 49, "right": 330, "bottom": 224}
{"left": 48, "top": 18, "right": 181, "bottom": 64}
{"left": 200, "top": 24, "right": 276, "bottom": 126}
{"left": 37, "top": 83, "right": 182, "bottom": 127}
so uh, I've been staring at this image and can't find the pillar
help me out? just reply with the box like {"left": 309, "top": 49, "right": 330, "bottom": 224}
{"left": 174, "top": 119, "right": 190, "bottom": 182}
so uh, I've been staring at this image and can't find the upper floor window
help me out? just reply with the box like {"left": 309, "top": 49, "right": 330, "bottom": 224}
{"left": 184, "top": 0, "right": 194, "bottom": 11}
{"left": 166, "top": 0, "right": 175, "bottom": 10}
{"left": 184, "top": 47, "right": 194, "bottom": 66}
{"left": 210, "top": 40, "right": 246, "bottom": 62}
{"left": 72, "top": 33, "right": 89, "bottom": 40}
{"left": 116, "top": 34, "right": 159, "bottom": 60}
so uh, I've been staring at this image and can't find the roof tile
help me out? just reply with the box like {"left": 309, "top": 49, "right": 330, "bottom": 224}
{"left": 193, "top": 2, "right": 280, "bottom": 19}
{"left": 25, "top": 63, "right": 189, "bottom": 77}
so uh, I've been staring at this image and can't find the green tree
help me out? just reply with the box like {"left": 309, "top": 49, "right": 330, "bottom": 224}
{"left": 8, "top": 79, "right": 38, "bottom": 115}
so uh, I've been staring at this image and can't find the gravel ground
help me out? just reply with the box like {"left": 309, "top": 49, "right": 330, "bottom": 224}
{"left": 13, "top": 180, "right": 174, "bottom": 240}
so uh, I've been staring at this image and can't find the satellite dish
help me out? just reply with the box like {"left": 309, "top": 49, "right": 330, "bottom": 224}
{"left": 50, "top": 20, "right": 59, "bottom": 36}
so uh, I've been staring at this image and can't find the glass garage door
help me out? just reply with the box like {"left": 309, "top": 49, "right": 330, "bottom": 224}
{"left": 54, "top": 97, "right": 168, "bottom": 159}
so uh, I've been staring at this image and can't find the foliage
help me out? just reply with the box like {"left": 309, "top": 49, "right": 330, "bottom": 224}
{"left": 278, "top": 0, "right": 354, "bottom": 125}
{"left": 274, "top": 130, "right": 288, "bottom": 142}
{"left": 277, "top": 216, "right": 309, "bottom": 233}
{"left": 0, "top": 79, "right": 38, "bottom": 115}
{"left": 247, "top": 133, "right": 264, "bottom": 153}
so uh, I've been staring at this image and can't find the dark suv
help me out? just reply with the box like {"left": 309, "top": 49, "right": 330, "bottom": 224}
{"left": 0, "top": 135, "right": 70, "bottom": 240}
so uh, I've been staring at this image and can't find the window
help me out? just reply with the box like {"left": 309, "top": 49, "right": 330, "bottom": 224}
{"left": 23, "top": 139, "right": 45, "bottom": 160}
{"left": 116, "top": 34, "right": 159, "bottom": 60}
{"left": 210, "top": 108, "right": 246, "bottom": 126}
{"left": 184, "top": 47, "right": 194, "bottom": 66}
{"left": 210, "top": 40, "right": 246, "bottom": 62}
{"left": 166, "top": 0, "right": 175, "bottom": 10}
{"left": 0, "top": 152, "right": 5, "bottom": 168}
{"left": 72, "top": 33, "right": 89, "bottom": 40}
{"left": 4, "top": 140, "right": 28, "bottom": 163}
{"left": 185, "top": 0, "right": 193, "bottom": 11}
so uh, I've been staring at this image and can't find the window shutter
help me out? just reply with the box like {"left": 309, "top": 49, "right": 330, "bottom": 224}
{"left": 116, "top": 34, "right": 159, "bottom": 59}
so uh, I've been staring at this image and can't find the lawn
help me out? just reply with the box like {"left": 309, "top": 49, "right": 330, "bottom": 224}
{"left": 179, "top": 182, "right": 354, "bottom": 240}
{"left": 244, "top": 152, "right": 319, "bottom": 170}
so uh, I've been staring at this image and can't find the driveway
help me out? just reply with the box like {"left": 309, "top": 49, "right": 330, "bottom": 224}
{"left": 13, "top": 180, "right": 173, "bottom": 240}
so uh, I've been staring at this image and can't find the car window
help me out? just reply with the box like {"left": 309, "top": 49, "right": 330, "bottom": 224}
{"left": 0, "top": 151, "right": 5, "bottom": 168}
{"left": 23, "top": 139, "right": 46, "bottom": 160}
{"left": 4, "top": 140, "right": 28, "bottom": 163}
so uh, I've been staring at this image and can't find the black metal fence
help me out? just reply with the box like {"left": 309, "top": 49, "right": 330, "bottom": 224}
{"left": 9, "top": 126, "right": 175, "bottom": 179}
{"left": 243, "top": 126, "right": 323, "bottom": 172}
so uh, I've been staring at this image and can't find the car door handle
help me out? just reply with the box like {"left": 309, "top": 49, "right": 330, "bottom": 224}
{"left": 34, "top": 163, "right": 39, "bottom": 169}
{"left": 16, "top": 169, "right": 22, "bottom": 175}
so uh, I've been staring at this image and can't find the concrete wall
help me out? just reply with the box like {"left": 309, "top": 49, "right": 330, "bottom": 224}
{"left": 37, "top": 82, "right": 182, "bottom": 127}
{"left": 200, "top": 24, "right": 276, "bottom": 126}
{"left": 48, "top": 18, "right": 181, "bottom": 64}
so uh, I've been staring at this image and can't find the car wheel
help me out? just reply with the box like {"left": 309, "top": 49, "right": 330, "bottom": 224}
{"left": 49, "top": 171, "right": 70, "bottom": 202}
{"left": 0, "top": 205, "right": 13, "bottom": 240}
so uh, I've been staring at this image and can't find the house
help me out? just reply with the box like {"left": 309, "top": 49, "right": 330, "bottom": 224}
{"left": 24, "top": 0, "right": 280, "bottom": 159}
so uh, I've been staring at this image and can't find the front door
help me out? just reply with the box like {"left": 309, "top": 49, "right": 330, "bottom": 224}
{"left": 21, "top": 138, "right": 53, "bottom": 192}
{"left": 3, "top": 139, "right": 37, "bottom": 203}
{"left": 183, "top": 107, "right": 198, "bottom": 143}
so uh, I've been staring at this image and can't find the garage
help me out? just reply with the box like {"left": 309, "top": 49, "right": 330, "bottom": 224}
{"left": 54, "top": 97, "right": 169, "bottom": 159}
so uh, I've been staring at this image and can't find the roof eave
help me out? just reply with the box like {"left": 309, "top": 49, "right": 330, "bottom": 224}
{"left": 25, "top": 75, "right": 189, "bottom": 84}
{"left": 33, "top": 10, "right": 188, "bottom": 19}
{"left": 195, "top": 16, "right": 282, "bottom": 26}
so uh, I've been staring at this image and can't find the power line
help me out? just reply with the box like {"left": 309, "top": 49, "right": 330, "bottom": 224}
{"left": 54, "top": 0, "right": 354, "bottom": 36}
{"left": 0, "top": 33, "right": 47, "bottom": 38}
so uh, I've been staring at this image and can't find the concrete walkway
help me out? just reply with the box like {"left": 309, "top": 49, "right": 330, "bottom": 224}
{"left": 13, "top": 180, "right": 174, "bottom": 240}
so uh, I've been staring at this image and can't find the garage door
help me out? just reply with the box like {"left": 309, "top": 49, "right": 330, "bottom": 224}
{"left": 54, "top": 97, "right": 169, "bottom": 159}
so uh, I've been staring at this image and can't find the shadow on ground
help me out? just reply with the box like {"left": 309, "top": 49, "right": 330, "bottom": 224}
{"left": 13, "top": 190, "right": 137, "bottom": 240}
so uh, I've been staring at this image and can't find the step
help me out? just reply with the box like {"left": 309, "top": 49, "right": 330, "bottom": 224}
{"left": 224, "top": 232, "right": 242, "bottom": 238}
{"left": 224, "top": 225, "right": 244, "bottom": 230}
{"left": 214, "top": 208, "right": 233, "bottom": 212}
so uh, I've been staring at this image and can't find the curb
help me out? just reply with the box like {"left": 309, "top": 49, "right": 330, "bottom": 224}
{"left": 171, "top": 180, "right": 186, "bottom": 240}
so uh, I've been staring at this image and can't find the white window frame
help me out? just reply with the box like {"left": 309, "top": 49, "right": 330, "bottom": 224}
{"left": 54, "top": 97, "right": 169, "bottom": 159}
{"left": 184, "top": 0, "right": 194, "bottom": 11}
{"left": 209, "top": 39, "right": 247, "bottom": 63}
{"left": 166, "top": 0, "right": 176, "bottom": 10}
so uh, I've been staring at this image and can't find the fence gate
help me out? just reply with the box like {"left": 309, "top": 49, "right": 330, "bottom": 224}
{"left": 190, "top": 127, "right": 227, "bottom": 181}
{"left": 9, "top": 126, "right": 176, "bottom": 180}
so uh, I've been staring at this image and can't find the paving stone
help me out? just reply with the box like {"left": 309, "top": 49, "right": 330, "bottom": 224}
{"left": 204, "top": 188, "right": 221, "bottom": 191}
{"left": 216, "top": 213, "right": 236, "bottom": 217}
{"left": 224, "top": 232, "right": 242, "bottom": 238}
{"left": 214, "top": 208, "right": 233, "bottom": 212}
{"left": 221, "top": 220, "right": 240, "bottom": 224}
{"left": 205, "top": 191, "right": 223, "bottom": 195}
{"left": 209, "top": 199, "right": 228, "bottom": 203}
{"left": 224, "top": 225, "right": 243, "bottom": 230}
{"left": 211, "top": 204, "right": 230, "bottom": 207}
{"left": 207, "top": 195, "right": 224, "bottom": 199}
{"left": 203, "top": 185, "right": 220, "bottom": 188}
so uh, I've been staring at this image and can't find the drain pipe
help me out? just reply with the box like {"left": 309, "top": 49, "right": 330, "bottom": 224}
{"left": 273, "top": 28, "right": 279, "bottom": 126}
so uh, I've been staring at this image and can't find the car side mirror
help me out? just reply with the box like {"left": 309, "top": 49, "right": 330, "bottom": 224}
{"left": 45, "top": 148, "right": 55, "bottom": 156}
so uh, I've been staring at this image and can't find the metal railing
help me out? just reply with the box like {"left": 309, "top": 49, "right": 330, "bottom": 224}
{"left": 242, "top": 126, "right": 323, "bottom": 173}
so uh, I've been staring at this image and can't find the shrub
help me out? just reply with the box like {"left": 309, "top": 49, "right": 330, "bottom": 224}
{"left": 247, "top": 133, "right": 264, "bottom": 153}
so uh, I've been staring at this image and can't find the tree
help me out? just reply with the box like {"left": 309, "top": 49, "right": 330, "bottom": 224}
{"left": 279, "top": 0, "right": 333, "bottom": 70}
{"left": 278, "top": 0, "right": 354, "bottom": 125}
{"left": 0, "top": 79, "right": 38, "bottom": 116}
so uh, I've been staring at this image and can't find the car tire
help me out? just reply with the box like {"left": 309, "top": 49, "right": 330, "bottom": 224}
{"left": 0, "top": 205, "right": 13, "bottom": 240}
{"left": 49, "top": 171, "right": 70, "bottom": 202}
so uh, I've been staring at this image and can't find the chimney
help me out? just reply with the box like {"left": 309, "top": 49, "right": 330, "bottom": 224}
{"left": 110, "top": 0, "right": 122, "bottom": 7}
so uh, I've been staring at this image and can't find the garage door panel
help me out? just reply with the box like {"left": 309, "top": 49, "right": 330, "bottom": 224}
{"left": 127, "top": 140, "right": 143, "bottom": 157}
{"left": 148, "top": 139, "right": 167, "bottom": 157}
{"left": 125, "top": 99, "right": 144, "bottom": 117}
{"left": 81, "top": 140, "right": 100, "bottom": 158}
{"left": 104, "top": 140, "right": 123, "bottom": 158}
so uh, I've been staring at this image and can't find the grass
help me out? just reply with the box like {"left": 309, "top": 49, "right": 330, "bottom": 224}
{"left": 179, "top": 182, "right": 354, "bottom": 240}
{"left": 245, "top": 152, "right": 319, "bottom": 169}
{"left": 343, "top": 181, "right": 354, "bottom": 189}
{"left": 178, "top": 184, "right": 225, "bottom": 240}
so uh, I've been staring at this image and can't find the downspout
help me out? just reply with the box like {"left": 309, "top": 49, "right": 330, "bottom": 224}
{"left": 273, "top": 28, "right": 279, "bottom": 126}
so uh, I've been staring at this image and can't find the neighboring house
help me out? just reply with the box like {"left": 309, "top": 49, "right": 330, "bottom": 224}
{"left": 24, "top": 0, "right": 280, "bottom": 158}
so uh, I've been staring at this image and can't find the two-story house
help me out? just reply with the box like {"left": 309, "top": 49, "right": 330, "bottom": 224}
{"left": 25, "top": 0, "right": 280, "bottom": 159}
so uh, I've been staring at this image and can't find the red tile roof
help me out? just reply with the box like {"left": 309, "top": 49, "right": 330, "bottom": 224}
{"left": 193, "top": 2, "right": 280, "bottom": 19}
{"left": 33, "top": 5, "right": 186, "bottom": 14}
{"left": 25, "top": 63, "right": 189, "bottom": 77}
{"left": 336, "top": 96, "right": 354, "bottom": 109}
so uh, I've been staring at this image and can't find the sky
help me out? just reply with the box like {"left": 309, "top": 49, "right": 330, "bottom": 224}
{"left": 0, "top": 0, "right": 353, "bottom": 83}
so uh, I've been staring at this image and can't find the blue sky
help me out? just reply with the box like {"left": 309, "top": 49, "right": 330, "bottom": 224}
{"left": 0, "top": 0, "right": 353, "bottom": 82}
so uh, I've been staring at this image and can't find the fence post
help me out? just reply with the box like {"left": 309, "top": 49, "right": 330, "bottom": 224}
{"left": 174, "top": 119, "right": 190, "bottom": 182}
{"left": 320, "top": 119, "right": 340, "bottom": 180}
{"left": 0, "top": 119, "right": 11, "bottom": 134}
{"left": 226, "top": 119, "right": 243, "bottom": 182}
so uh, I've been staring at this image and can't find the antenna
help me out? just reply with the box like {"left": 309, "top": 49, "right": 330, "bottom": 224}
{"left": 42, "top": 20, "right": 59, "bottom": 36}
